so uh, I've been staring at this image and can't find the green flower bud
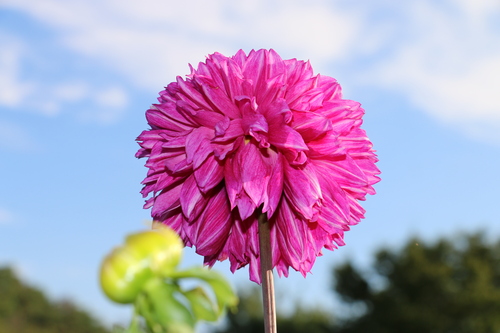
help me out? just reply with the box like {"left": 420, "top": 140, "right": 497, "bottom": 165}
{"left": 100, "top": 225, "right": 184, "bottom": 304}
{"left": 126, "top": 225, "right": 183, "bottom": 276}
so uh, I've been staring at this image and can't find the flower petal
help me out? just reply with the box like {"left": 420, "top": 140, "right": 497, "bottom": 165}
{"left": 291, "top": 110, "right": 333, "bottom": 142}
{"left": 275, "top": 199, "right": 315, "bottom": 274}
{"left": 191, "top": 186, "right": 232, "bottom": 257}
{"left": 194, "top": 154, "right": 224, "bottom": 193}
{"left": 185, "top": 127, "right": 214, "bottom": 169}
{"left": 137, "top": 49, "right": 380, "bottom": 284}
{"left": 180, "top": 174, "right": 208, "bottom": 222}
{"left": 262, "top": 150, "right": 284, "bottom": 218}
{"left": 283, "top": 161, "right": 322, "bottom": 221}
{"left": 196, "top": 75, "right": 241, "bottom": 119}
{"left": 239, "top": 142, "right": 270, "bottom": 207}
{"left": 151, "top": 182, "right": 183, "bottom": 220}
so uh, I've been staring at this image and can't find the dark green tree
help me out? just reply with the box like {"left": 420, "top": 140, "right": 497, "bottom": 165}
{"left": 212, "top": 288, "right": 334, "bottom": 333}
{"left": 333, "top": 233, "right": 500, "bottom": 333}
{"left": 0, "top": 267, "right": 111, "bottom": 333}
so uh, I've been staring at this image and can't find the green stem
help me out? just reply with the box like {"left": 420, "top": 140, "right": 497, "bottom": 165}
{"left": 258, "top": 210, "right": 277, "bottom": 333}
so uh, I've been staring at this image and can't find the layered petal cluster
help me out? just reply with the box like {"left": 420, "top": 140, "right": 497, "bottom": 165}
{"left": 136, "top": 49, "right": 380, "bottom": 283}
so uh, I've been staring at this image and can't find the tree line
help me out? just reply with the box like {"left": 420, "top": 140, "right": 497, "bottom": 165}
{"left": 1, "top": 232, "right": 499, "bottom": 332}
{"left": 214, "top": 232, "right": 500, "bottom": 333}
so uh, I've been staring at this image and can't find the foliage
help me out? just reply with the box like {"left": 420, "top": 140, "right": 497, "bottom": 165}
{"left": 212, "top": 288, "right": 334, "bottom": 333}
{"left": 333, "top": 233, "right": 500, "bottom": 333}
{"left": 100, "top": 225, "right": 238, "bottom": 333}
{"left": 0, "top": 267, "right": 110, "bottom": 333}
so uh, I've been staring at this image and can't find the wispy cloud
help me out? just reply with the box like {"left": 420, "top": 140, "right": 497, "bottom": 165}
{"left": 2, "top": 0, "right": 500, "bottom": 141}
{"left": 358, "top": 0, "right": 500, "bottom": 142}
{"left": 78, "top": 86, "right": 128, "bottom": 124}
{"left": 2, "top": 0, "right": 360, "bottom": 89}
{"left": 0, "top": 34, "right": 35, "bottom": 108}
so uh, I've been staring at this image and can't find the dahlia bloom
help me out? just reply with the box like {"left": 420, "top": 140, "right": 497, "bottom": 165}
{"left": 136, "top": 49, "right": 380, "bottom": 283}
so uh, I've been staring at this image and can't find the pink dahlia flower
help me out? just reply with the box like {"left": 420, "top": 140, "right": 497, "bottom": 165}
{"left": 136, "top": 49, "right": 380, "bottom": 283}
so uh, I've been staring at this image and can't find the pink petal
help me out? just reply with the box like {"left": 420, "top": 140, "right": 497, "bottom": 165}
{"left": 284, "top": 59, "right": 313, "bottom": 86}
{"left": 196, "top": 75, "right": 241, "bottom": 119}
{"left": 194, "top": 155, "right": 224, "bottom": 193}
{"left": 242, "top": 49, "right": 267, "bottom": 93}
{"left": 151, "top": 182, "right": 183, "bottom": 220}
{"left": 192, "top": 187, "right": 232, "bottom": 256}
{"left": 291, "top": 110, "right": 333, "bottom": 142}
{"left": 268, "top": 124, "right": 308, "bottom": 151}
{"left": 185, "top": 127, "right": 214, "bottom": 169}
{"left": 262, "top": 150, "right": 284, "bottom": 218}
{"left": 175, "top": 76, "right": 213, "bottom": 111}
{"left": 224, "top": 153, "right": 243, "bottom": 210}
{"left": 137, "top": 49, "right": 381, "bottom": 284}
{"left": 180, "top": 174, "right": 208, "bottom": 222}
{"left": 213, "top": 118, "right": 244, "bottom": 142}
{"left": 317, "top": 75, "right": 341, "bottom": 100}
{"left": 306, "top": 132, "right": 343, "bottom": 158}
{"left": 275, "top": 199, "right": 313, "bottom": 272}
{"left": 283, "top": 161, "right": 322, "bottom": 221}
{"left": 238, "top": 142, "right": 270, "bottom": 207}
{"left": 236, "top": 192, "right": 257, "bottom": 221}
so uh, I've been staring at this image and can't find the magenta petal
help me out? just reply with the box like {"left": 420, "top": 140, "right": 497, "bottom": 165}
{"left": 284, "top": 58, "right": 313, "bottom": 86}
{"left": 224, "top": 154, "right": 242, "bottom": 210}
{"left": 213, "top": 118, "right": 244, "bottom": 142}
{"left": 191, "top": 109, "right": 225, "bottom": 129}
{"left": 146, "top": 107, "right": 191, "bottom": 131}
{"left": 306, "top": 132, "right": 343, "bottom": 158}
{"left": 292, "top": 110, "right": 333, "bottom": 142}
{"left": 137, "top": 49, "right": 380, "bottom": 284}
{"left": 236, "top": 192, "right": 257, "bottom": 221}
{"left": 160, "top": 209, "right": 185, "bottom": 239}
{"left": 262, "top": 150, "right": 284, "bottom": 218}
{"left": 327, "top": 155, "right": 369, "bottom": 189}
{"left": 275, "top": 199, "right": 314, "bottom": 272}
{"left": 239, "top": 142, "right": 270, "bottom": 207}
{"left": 151, "top": 182, "right": 182, "bottom": 219}
{"left": 192, "top": 187, "right": 232, "bottom": 256}
{"left": 154, "top": 173, "right": 185, "bottom": 195}
{"left": 248, "top": 253, "right": 261, "bottom": 283}
{"left": 194, "top": 155, "right": 224, "bottom": 193}
{"left": 269, "top": 124, "right": 308, "bottom": 152}
{"left": 226, "top": 217, "right": 246, "bottom": 266}
{"left": 175, "top": 76, "right": 213, "bottom": 111}
{"left": 242, "top": 49, "right": 267, "bottom": 93}
{"left": 185, "top": 127, "right": 214, "bottom": 168}
{"left": 179, "top": 174, "right": 207, "bottom": 221}
{"left": 317, "top": 75, "right": 341, "bottom": 100}
{"left": 196, "top": 76, "right": 241, "bottom": 119}
{"left": 283, "top": 161, "right": 322, "bottom": 220}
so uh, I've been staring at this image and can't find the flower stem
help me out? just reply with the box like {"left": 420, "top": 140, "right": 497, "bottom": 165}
{"left": 258, "top": 210, "right": 277, "bottom": 333}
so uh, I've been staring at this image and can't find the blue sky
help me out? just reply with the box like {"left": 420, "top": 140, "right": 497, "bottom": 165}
{"left": 1, "top": 0, "right": 500, "bottom": 329}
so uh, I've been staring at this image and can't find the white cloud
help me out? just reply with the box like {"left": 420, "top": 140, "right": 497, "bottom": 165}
{"left": 2, "top": 0, "right": 361, "bottom": 89}
{"left": 0, "top": 29, "right": 128, "bottom": 124}
{"left": 95, "top": 86, "right": 127, "bottom": 109}
{"left": 360, "top": 0, "right": 500, "bottom": 142}
{"left": 78, "top": 85, "right": 128, "bottom": 124}
{"left": 0, "top": 35, "right": 35, "bottom": 107}
{"left": 53, "top": 82, "right": 89, "bottom": 103}
{"left": 3, "top": 0, "right": 500, "bottom": 141}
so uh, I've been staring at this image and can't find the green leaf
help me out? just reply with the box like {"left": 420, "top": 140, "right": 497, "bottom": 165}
{"left": 124, "top": 312, "right": 143, "bottom": 333}
{"left": 182, "top": 287, "right": 218, "bottom": 322}
{"left": 138, "top": 278, "right": 195, "bottom": 333}
{"left": 169, "top": 267, "right": 238, "bottom": 316}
